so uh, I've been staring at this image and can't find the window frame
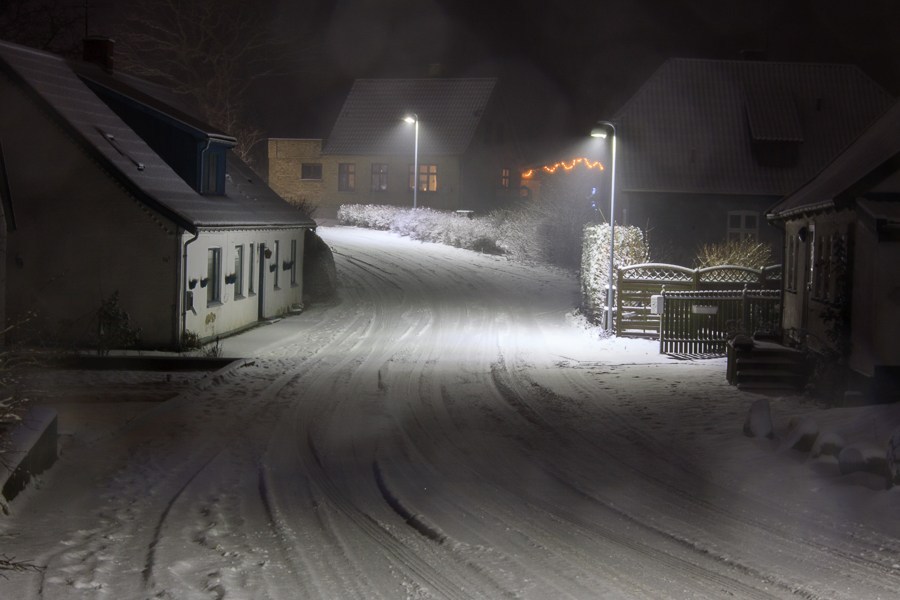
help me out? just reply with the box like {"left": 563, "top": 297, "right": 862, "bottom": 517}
{"left": 726, "top": 210, "right": 759, "bottom": 241}
{"left": 371, "top": 163, "right": 389, "bottom": 192}
{"left": 273, "top": 240, "right": 280, "bottom": 289}
{"left": 500, "top": 167, "right": 510, "bottom": 189}
{"left": 338, "top": 163, "right": 356, "bottom": 192}
{"left": 301, "top": 163, "right": 323, "bottom": 180}
{"left": 248, "top": 243, "right": 256, "bottom": 295}
{"left": 290, "top": 238, "right": 298, "bottom": 286}
{"left": 233, "top": 244, "right": 244, "bottom": 298}
{"left": 409, "top": 163, "right": 438, "bottom": 192}
{"left": 206, "top": 247, "right": 222, "bottom": 306}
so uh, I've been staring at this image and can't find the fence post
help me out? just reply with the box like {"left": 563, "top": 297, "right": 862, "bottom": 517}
{"left": 614, "top": 267, "right": 621, "bottom": 335}
{"left": 658, "top": 287, "right": 663, "bottom": 353}
{"left": 692, "top": 268, "right": 700, "bottom": 290}
{"left": 741, "top": 285, "right": 750, "bottom": 334}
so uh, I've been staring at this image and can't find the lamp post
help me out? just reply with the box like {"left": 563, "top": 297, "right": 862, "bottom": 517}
{"left": 591, "top": 120, "right": 617, "bottom": 333}
{"left": 404, "top": 114, "right": 419, "bottom": 209}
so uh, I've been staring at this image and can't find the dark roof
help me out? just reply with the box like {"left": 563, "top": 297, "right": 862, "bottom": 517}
{"left": 323, "top": 78, "right": 496, "bottom": 155}
{"left": 611, "top": 58, "right": 894, "bottom": 196}
{"left": 0, "top": 40, "right": 314, "bottom": 231}
{"left": 768, "top": 99, "right": 900, "bottom": 220}
{"left": 73, "top": 60, "right": 236, "bottom": 144}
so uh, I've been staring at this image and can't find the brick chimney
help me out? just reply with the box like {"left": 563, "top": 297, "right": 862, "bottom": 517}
{"left": 83, "top": 36, "right": 115, "bottom": 71}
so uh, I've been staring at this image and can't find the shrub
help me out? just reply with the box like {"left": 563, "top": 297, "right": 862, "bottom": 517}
{"left": 696, "top": 237, "right": 773, "bottom": 269}
{"left": 337, "top": 195, "right": 606, "bottom": 269}
{"left": 581, "top": 223, "right": 650, "bottom": 324}
{"left": 96, "top": 292, "right": 141, "bottom": 356}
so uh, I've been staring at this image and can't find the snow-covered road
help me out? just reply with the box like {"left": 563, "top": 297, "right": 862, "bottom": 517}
{"left": 4, "top": 226, "right": 899, "bottom": 599}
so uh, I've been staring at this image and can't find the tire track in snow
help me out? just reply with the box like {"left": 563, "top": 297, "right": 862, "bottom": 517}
{"left": 493, "top": 356, "right": 900, "bottom": 599}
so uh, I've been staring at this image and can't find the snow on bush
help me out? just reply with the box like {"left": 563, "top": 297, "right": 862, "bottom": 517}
{"left": 580, "top": 223, "right": 649, "bottom": 324}
{"left": 337, "top": 204, "right": 549, "bottom": 262}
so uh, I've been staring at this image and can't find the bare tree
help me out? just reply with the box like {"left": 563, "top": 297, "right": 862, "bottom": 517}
{"left": 0, "top": 0, "right": 85, "bottom": 55}
{"left": 114, "top": 0, "right": 303, "bottom": 165}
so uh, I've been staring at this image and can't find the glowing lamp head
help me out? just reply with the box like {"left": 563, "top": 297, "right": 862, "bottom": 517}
{"left": 403, "top": 115, "right": 417, "bottom": 124}
{"left": 590, "top": 120, "right": 614, "bottom": 139}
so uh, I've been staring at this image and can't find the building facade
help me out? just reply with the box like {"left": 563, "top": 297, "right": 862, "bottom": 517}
{"left": 0, "top": 40, "right": 315, "bottom": 349}
{"left": 269, "top": 78, "right": 522, "bottom": 218}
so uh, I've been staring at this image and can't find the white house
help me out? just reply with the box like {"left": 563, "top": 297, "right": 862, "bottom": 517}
{"left": 0, "top": 39, "right": 316, "bottom": 349}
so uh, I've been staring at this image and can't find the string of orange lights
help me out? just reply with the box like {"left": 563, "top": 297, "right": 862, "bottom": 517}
{"left": 521, "top": 157, "right": 605, "bottom": 179}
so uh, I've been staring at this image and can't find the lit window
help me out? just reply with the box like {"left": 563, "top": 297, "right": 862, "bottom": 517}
{"left": 500, "top": 167, "right": 510, "bottom": 189}
{"left": 301, "top": 163, "right": 322, "bottom": 180}
{"left": 338, "top": 163, "right": 356, "bottom": 191}
{"left": 371, "top": 163, "right": 389, "bottom": 191}
{"left": 206, "top": 248, "right": 221, "bottom": 305}
{"left": 409, "top": 164, "right": 438, "bottom": 192}
{"left": 726, "top": 210, "right": 759, "bottom": 241}
{"left": 234, "top": 245, "right": 244, "bottom": 297}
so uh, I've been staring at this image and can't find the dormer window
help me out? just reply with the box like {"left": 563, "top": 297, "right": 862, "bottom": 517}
{"left": 744, "top": 86, "right": 803, "bottom": 168}
{"left": 202, "top": 144, "right": 227, "bottom": 195}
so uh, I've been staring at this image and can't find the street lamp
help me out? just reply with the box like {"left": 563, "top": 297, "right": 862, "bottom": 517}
{"left": 404, "top": 113, "right": 419, "bottom": 209}
{"left": 591, "top": 120, "right": 617, "bottom": 333}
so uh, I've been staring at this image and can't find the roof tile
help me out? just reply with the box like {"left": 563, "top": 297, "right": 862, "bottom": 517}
{"left": 324, "top": 78, "right": 496, "bottom": 155}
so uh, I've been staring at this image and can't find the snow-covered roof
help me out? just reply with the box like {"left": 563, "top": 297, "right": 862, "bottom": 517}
{"left": 769, "top": 99, "right": 900, "bottom": 220}
{"left": 323, "top": 78, "right": 496, "bottom": 156}
{"left": 611, "top": 58, "right": 894, "bottom": 196}
{"left": 0, "top": 40, "right": 314, "bottom": 232}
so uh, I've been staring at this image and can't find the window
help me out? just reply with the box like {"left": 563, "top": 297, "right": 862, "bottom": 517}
{"left": 301, "top": 163, "right": 322, "bottom": 180}
{"left": 500, "top": 167, "right": 510, "bottom": 189}
{"left": 290, "top": 239, "right": 298, "bottom": 285}
{"left": 273, "top": 240, "right": 280, "bottom": 288}
{"left": 206, "top": 248, "right": 221, "bottom": 305}
{"left": 726, "top": 210, "right": 758, "bottom": 241}
{"left": 371, "top": 163, "right": 389, "bottom": 191}
{"left": 786, "top": 234, "right": 798, "bottom": 293}
{"left": 203, "top": 150, "right": 225, "bottom": 195}
{"left": 234, "top": 245, "right": 244, "bottom": 297}
{"left": 409, "top": 164, "right": 438, "bottom": 192}
{"left": 338, "top": 163, "right": 356, "bottom": 191}
{"left": 248, "top": 243, "right": 256, "bottom": 294}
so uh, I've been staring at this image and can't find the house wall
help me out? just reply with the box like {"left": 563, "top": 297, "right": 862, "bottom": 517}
{"left": 183, "top": 228, "right": 306, "bottom": 342}
{"left": 0, "top": 75, "right": 180, "bottom": 347}
{"left": 268, "top": 136, "right": 521, "bottom": 218}
{"left": 850, "top": 221, "right": 900, "bottom": 376}
{"left": 268, "top": 138, "right": 465, "bottom": 218}
{"left": 780, "top": 211, "right": 857, "bottom": 356}
{"left": 268, "top": 139, "right": 325, "bottom": 208}
{"left": 621, "top": 191, "right": 783, "bottom": 265}
{"left": 780, "top": 219, "right": 809, "bottom": 340}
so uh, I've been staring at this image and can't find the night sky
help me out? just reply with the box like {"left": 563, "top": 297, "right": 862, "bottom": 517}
{"left": 248, "top": 0, "right": 900, "bottom": 156}
{"left": 8, "top": 0, "right": 900, "bottom": 157}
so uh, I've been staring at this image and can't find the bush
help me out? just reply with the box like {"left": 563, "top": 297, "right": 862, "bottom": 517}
{"left": 580, "top": 223, "right": 650, "bottom": 324}
{"left": 696, "top": 237, "right": 773, "bottom": 269}
{"left": 337, "top": 194, "right": 605, "bottom": 269}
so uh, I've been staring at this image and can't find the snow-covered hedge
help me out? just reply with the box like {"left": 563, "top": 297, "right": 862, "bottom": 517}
{"left": 580, "top": 223, "right": 650, "bottom": 323}
{"left": 337, "top": 204, "right": 547, "bottom": 262}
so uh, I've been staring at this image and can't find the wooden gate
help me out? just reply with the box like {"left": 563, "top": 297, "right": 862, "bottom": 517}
{"left": 658, "top": 288, "right": 782, "bottom": 356}
{"left": 616, "top": 263, "right": 781, "bottom": 336}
